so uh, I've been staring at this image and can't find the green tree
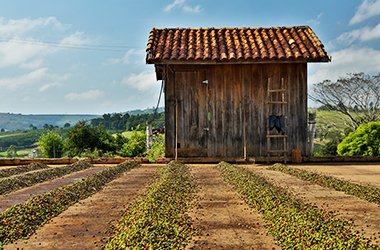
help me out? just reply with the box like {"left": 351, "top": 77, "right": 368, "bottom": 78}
{"left": 337, "top": 122, "right": 380, "bottom": 156}
{"left": 120, "top": 128, "right": 146, "bottom": 157}
{"left": 65, "top": 121, "right": 116, "bottom": 157}
{"left": 38, "top": 131, "right": 64, "bottom": 158}
{"left": 29, "top": 124, "right": 37, "bottom": 130}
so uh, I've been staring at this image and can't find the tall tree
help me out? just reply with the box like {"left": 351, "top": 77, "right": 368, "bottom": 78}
{"left": 38, "top": 131, "right": 64, "bottom": 158}
{"left": 310, "top": 72, "right": 380, "bottom": 129}
{"left": 65, "top": 121, "right": 116, "bottom": 157}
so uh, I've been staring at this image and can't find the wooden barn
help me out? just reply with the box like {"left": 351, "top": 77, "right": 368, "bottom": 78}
{"left": 146, "top": 26, "right": 330, "bottom": 162}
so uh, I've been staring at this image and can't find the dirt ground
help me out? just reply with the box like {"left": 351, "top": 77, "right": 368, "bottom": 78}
{"left": 289, "top": 163, "right": 380, "bottom": 188}
{"left": 6, "top": 164, "right": 160, "bottom": 250}
{"left": 2, "top": 163, "right": 379, "bottom": 249}
{"left": 0, "top": 165, "right": 111, "bottom": 212}
{"left": 186, "top": 165, "right": 279, "bottom": 250}
{"left": 0, "top": 164, "right": 68, "bottom": 181}
{"left": 243, "top": 164, "right": 380, "bottom": 246}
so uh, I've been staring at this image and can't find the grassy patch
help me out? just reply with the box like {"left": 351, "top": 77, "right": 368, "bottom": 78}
{"left": 105, "top": 161, "right": 197, "bottom": 249}
{"left": 217, "top": 162, "right": 377, "bottom": 249}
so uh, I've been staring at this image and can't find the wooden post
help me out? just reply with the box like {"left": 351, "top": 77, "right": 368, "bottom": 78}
{"left": 267, "top": 77, "right": 271, "bottom": 163}
{"left": 175, "top": 99, "right": 178, "bottom": 161}
{"left": 243, "top": 108, "right": 247, "bottom": 160}
{"left": 308, "top": 112, "right": 317, "bottom": 157}
{"left": 146, "top": 121, "right": 152, "bottom": 149}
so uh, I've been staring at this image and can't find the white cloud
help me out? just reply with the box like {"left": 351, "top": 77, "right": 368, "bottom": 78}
{"left": 59, "top": 31, "right": 89, "bottom": 46}
{"left": 122, "top": 70, "right": 158, "bottom": 92}
{"left": 39, "top": 82, "right": 62, "bottom": 92}
{"left": 164, "top": 0, "right": 185, "bottom": 12}
{"left": 65, "top": 89, "right": 104, "bottom": 101}
{"left": 0, "top": 16, "right": 63, "bottom": 37}
{"left": 0, "top": 39, "right": 48, "bottom": 68}
{"left": 21, "top": 59, "right": 44, "bottom": 69}
{"left": 338, "top": 22, "right": 380, "bottom": 44}
{"left": 0, "top": 17, "right": 89, "bottom": 69}
{"left": 183, "top": 4, "right": 202, "bottom": 13}
{"left": 308, "top": 47, "right": 380, "bottom": 85}
{"left": 163, "top": 0, "right": 202, "bottom": 13}
{"left": 350, "top": 0, "right": 380, "bottom": 25}
{"left": 0, "top": 68, "right": 48, "bottom": 90}
{"left": 106, "top": 49, "right": 145, "bottom": 65}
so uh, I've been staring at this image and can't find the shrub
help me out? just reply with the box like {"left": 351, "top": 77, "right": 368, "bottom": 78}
{"left": 314, "top": 139, "right": 339, "bottom": 156}
{"left": 65, "top": 122, "right": 117, "bottom": 157}
{"left": 120, "top": 129, "right": 146, "bottom": 157}
{"left": 146, "top": 134, "right": 165, "bottom": 162}
{"left": 337, "top": 122, "right": 380, "bottom": 156}
{"left": 38, "top": 130, "right": 64, "bottom": 158}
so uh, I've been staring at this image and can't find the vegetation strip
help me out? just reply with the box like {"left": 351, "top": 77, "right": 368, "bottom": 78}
{"left": 105, "top": 161, "right": 197, "bottom": 249}
{"left": 0, "top": 161, "right": 93, "bottom": 195}
{"left": 269, "top": 164, "right": 380, "bottom": 205}
{"left": 0, "top": 162, "right": 49, "bottom": 178}
{"left": 217, "top": 162, "right": 378, "bottom": 249}
{"left": 0, "top": 161, "right": 139, "bottom": 246}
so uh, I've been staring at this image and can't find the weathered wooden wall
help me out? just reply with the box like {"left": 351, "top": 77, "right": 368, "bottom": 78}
{"left": 163, "top": 63, "right": 308, "bottom": 158}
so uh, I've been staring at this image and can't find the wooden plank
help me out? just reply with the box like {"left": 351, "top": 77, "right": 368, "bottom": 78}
{"left": 266, "top": 134, "right": 288, "bottom": 138}
{"left": 268, "top": 88, "right": 286, "bottom": 93}
{"left": 164, "top": 66, "right": 175, "bottom": 157}
{"left": 164, "top": 62, "right": 308, "bottom": 159}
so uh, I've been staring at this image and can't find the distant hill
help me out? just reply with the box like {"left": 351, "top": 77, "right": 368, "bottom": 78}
{"left": 0, "top": 113, "right": 100, "bottom": 131}
{"left": 126, "top": 107, "right": 164, "bottom": 116}
{"left": 0, "top": 108, "right": 165, "bottom": 131}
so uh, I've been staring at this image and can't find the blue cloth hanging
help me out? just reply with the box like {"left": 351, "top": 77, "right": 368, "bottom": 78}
{"left": 269, "top": 115, "right": 285, "bottom": 134}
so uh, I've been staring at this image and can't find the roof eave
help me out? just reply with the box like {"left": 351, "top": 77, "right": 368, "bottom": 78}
{"left": 147, "top": 58, "right": 331, "bottom": 65}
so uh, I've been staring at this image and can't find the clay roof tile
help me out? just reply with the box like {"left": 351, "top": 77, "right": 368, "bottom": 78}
{"left": 146, "top": 26, "right": 330, "bottom": 63}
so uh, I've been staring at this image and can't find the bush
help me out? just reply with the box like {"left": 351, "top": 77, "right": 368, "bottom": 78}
{"left": 65, "top": 122, "right": 117, "bottom": 157}
{"left": 38, "top": 131, "right": 64, "bottom": 158}
{"left": 314, "top": 140, "right": 339, "bottom": 156}
{"left": 120, "top": 129, "right": 146, "bottom": 157}
{"left": 146, "top": 134, "right": 165, "bottom": 162}
{"left": 337, "top": 122, "right": 380, "bottom": 156}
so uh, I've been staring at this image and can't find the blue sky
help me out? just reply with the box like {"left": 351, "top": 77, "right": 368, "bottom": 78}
{"left": 0, "top": 0, "right": 379, "bottom": 114}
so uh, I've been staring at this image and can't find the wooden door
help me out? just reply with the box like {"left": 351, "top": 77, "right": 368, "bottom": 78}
{"left": 174, "top": 70, "right": 208, "bottom": 157}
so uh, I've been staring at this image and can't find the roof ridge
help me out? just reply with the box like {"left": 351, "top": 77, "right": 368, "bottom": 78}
{"left": 151, "top": 26, "right": 311, "bottom": 31}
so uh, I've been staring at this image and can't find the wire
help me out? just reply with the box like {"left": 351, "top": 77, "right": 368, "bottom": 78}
{"left": 0, "top": 38, "right": 141, "bottom": 52}
{"left": 155, "top": 80, "right": 164, "bottom": 113}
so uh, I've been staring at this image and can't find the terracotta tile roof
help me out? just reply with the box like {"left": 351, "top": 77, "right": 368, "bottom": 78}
{"left": 146, "top": 26, "right": 330, "bottom": 64}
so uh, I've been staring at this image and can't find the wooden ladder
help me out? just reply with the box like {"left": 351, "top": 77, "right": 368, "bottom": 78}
{"left": 266, "top": 77, "right": 288, "bottom": 163}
